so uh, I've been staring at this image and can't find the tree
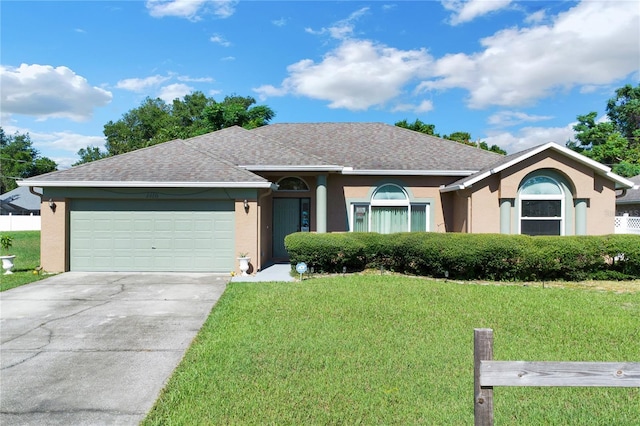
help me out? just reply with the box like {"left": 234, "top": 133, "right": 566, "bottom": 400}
{"left": 478, "top": 141, "right": 507, "bottom": 155}
{"left": 443, "top": 131, "right": 472, "bottom": 144}
{"left": 75, "top": 92, "right": 275, "bottom": 164}
{"left": 0, "top": 127, "right": 58, "bottom": 193}
{"left": 103, "top": 97, "right": 173, "bottom": 156}
{"left": 395, "top": 119, "right": 439, "bottom": 136}
{"left": 73, "top": 146, "right": 108, "bottom": 166}
{"left": 606, "top": 84, "right": 640, "bottom": 144}
{"left": 202, "top": 95, "right": 275, "bottom": 131}
{"left": 395, "top": 119, "right": 506, "bottom": 155}
{"left": 567, "top": 84, "right": 640, "bottom": 177}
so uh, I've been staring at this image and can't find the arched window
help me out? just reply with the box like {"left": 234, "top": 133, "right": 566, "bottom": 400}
{"left": 352, "top": 184, "right": 429, "bottom": 233}
{"left": 276, "top": 177, "right": 309, "bottom": 191}
{"left": 519, "top": 176, "right": 564, "bottom": 235}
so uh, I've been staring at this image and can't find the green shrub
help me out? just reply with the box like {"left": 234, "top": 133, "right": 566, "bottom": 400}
{"left": 284, "top": 232, "right": 640, "bottom": 281}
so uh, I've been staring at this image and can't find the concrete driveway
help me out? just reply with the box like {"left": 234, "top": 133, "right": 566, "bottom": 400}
{"left": 0, "top": 272, "right": 228, "bottom": 425}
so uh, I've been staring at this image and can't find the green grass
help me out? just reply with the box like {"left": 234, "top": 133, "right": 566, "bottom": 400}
{"left": 143, "top": 275, "right": 640, "bottom": 425}
{"left": 0, "top": 231, "right": 51, "bottom": 292}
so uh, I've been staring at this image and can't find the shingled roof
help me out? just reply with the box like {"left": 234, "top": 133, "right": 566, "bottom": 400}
{"left": 441, "top": 142, "right": 636, "bottom": 192}
{"left": 21, "top": 133, "right": 271, "bottom": 188}
{"left": 20, "top": 123, "right": 508, "bottom": 188}
{"left": 617, "top": 175, "right": 640, "bottom": 203}
{"left": 252, "top": 122, "right": 502, "bottom": 172}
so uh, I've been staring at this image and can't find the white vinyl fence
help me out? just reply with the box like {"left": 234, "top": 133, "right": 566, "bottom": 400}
{"left": 615, "top": 213, "right": 640, "bottom": 234}
{"left": 0, "top": 213, "right": 41, "bottom": 231}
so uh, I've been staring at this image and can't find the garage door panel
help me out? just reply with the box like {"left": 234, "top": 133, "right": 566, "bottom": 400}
{"left": 71, "top": 200, "right": 235, "bottom": 272}
{"left": 134, "top": 219, "right": 153, "bottom": 232}
{"left": 173, "top": 220, "right": 193, "bottom": 232}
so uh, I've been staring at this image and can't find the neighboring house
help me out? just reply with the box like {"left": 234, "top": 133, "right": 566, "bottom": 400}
{"left": 1, "top": 186, "right": 41, "bottom": 215}
{"left": 0, "top": 186, "right": 42, "bottom": 231}
{"left": 17, "top": 123, "right": 635, "bottom": 274}
{"left": 615, "top": 174, "right": 640, "bottom": 216}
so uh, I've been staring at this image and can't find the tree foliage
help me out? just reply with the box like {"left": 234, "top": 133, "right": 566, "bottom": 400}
{"left": 395, "top": 119, "right": 506, "bottom": 155}
{"left": 74, "top": 92, "right": 275, "bottom": 165}
{"left": 394, "top": 119, "right": 439, "bottom": 136}
{"left": 567, "top": 84, "right": 640, "bottom": 177}
{"left": 0, "top": 127, "right": 57, "bottom": 193}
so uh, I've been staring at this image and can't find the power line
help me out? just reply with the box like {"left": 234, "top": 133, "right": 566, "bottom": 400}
{"left": 0, "top": 156, "right": 34, "bottom": 164}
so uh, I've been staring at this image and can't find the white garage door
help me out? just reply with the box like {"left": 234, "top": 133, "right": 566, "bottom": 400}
{"left": 70, "top": 199, "right": 234, "bottom": 272}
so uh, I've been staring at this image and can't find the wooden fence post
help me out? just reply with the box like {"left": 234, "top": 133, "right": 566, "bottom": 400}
{"left": 474, "top": 328, "right": 494, "bottom": 426}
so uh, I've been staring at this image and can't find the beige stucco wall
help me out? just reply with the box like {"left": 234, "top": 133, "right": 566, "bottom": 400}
{"left": 451, "top": 190, "right": 471, "bottom": 233}
{"left": 235, "top": 198, "right": 259, "bottom": 273}
{"left": 467, "top": 151, "right": 618, "bottom": 235}
{"left": 336, "top": 174, "right": 451, "bottom": 232}
{"left": 468, "top": 175, "right": 501, "bottom": 234}
{"left": 40, "top": 198, "right": 68, "bottom": 273}
{"left": 589, "top": 174, "right": 617, "bottom": 234}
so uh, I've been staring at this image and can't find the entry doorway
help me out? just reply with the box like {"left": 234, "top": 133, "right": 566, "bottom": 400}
{"left": 273, "top": 198, "right": 310, "bottom": 259}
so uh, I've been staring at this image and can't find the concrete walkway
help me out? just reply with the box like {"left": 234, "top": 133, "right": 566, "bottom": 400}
{"left": 0, "top": 272, "right": 228, "bottom": 425}
{"left": 231, "top": 262, "right": 295, "bottom": 282}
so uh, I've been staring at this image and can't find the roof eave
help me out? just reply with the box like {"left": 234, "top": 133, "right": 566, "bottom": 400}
{"left": 241, "top": 165, "right": 344, "bottom": 172}
{"left": 606, "top": 172, "right": 636, "bottom": 190}
{"left": 439, "top": 184, "right": 466, "bottom": 193}
{"left": 440, "top": 142, "right": 637, "bottom": 192}
{"left": 17, "top": 180, "right": 275, "bottom": 189}
{"left": 341, "top": 168, "right": 477, "bottom": 176}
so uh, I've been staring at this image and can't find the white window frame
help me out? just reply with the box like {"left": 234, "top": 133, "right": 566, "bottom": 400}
{"left": 349, "top": 184, "right": 430, "bottom": 233}
{"left": 518, "top": 177, "right": 565, "bottom": 236}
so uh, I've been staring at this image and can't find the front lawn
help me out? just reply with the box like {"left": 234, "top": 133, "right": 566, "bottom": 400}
{"left": 143, "top": 275, "right": 640, "bottom": 425}
{"left": 0, "top": 231, "right": 50, "bottom": 292}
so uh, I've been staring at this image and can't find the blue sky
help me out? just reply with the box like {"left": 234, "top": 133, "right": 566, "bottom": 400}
{"left": 2, "top": 0, "right": 639, "bottom": 168}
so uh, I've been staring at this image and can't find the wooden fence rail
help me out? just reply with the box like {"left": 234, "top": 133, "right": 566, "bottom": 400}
{"left": 473, "top": 328, "right": 640, "bottom": 426}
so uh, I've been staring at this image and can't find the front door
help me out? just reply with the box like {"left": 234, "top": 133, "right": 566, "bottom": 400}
{"left": 273, "top": 198, "right": 310, "bottom": 259}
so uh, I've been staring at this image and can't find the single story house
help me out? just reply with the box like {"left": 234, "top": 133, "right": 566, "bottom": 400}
{"left": 1, "top": 186, "right": 41, "bottom": 216}
{"left": 18, "top": 123, "right": 635, "bottom": 273}
{"left": 616, "top": 174, "right": 640, "bottom": 216}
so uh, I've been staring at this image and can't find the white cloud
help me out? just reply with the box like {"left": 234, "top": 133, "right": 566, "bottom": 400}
{"left": 253, "top": 84, "right": 287, "bottom": 99}
{"left": 420, "top": 1, "right": 640, "bottom": 109}
{"left": 392, "top": 100, "right": 434, "bottom": 113}
{"left": 116, "top": 75, "right": 170, "bottom": 92}
{"left": 254, "top": 39, "right": 432, "bottom": 111}
{"left": 305, "top": 7, "right": 369, "bottom": 40}
{"left": 210, "top": 34, "right": 231, "bottom": 47}
{"left": 272, "top": 17, "right": 287, "bottom": 27}
{"left": 442, "top": 0, "right": 512, "bottom": 25}
{"left": 210, "top": 0, "right": 237, "bottom": 18}
{"left": 35, "top": 129, "right": 105, "bottom": 159}
{"left": 177, "top": 76, "right": 214, "bottom": 83}
{"left": 524, "top": 9, "right": 546, "bottom": 24}
{"left": 488, "top": 111, "right": 553, "bottom": 127}
{"left": 415, "top": 100, "right": 434, "bottom": 113}
{"left": 484, "top": 122, "right": 576, "bottom": 154}
{"left": 1, "top": 124, "right": 105, "bottom": 169}
{"left": 158, "top": 83, "right": 193, "bottom": 103}
{"left": 145, "top": 0, "right": 237, "bottom": 21}
{"left": 0, "top": 64, "right": 112, "bottom": 122}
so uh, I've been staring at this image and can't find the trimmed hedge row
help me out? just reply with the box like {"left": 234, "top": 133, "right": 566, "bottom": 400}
{"left": 284, "top": 232, "right": 640, "bottom": 281}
